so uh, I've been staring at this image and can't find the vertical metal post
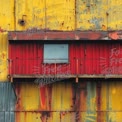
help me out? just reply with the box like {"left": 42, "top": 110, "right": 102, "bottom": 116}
{"left": 76, "top": 59, "right": 79, "bottom": 83}
{"left": 76, "top": 58, "right": 78, "bottom": 74}
{"left": 55, "top": 59, "right": 56, "bottom": 75}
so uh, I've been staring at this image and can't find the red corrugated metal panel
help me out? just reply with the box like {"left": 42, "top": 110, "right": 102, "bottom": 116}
{"left": 9, "top": 42, "right": 43, "bottom": 75}
{"left": 9, "top": 42, "right": 122, "bottom": 76}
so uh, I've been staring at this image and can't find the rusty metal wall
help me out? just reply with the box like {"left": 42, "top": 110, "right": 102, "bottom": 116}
{"left": 0, "top": 0, "right": 122, "bottom": 31}
{"left": 0, "top": 32, "right": 8, "bottom": 81}
{"left": 15, "top": 0, "right": 122, "bottom": 31}
{"left": 0, "top": 82, "right": 16, "bottom": 122}
{"left": 14, "top": 79, "right": 122, "bottom": 122}
{"left": 0, "top": 1, "right": 122, "bottom": 122}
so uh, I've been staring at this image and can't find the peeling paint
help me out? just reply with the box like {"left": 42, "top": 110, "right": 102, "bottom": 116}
{"left": 13, "top": 80, "right": 122, "bottom": 122}
{"left": 0, "top": 32, "right": 8, "bottom": 81}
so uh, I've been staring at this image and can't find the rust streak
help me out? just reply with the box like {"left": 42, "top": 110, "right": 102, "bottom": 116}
{"left": 8, "top": 31, "right": 109, "bottom": 40}
{"left": 109, "top": 31, "right": 122, "bottom": 40}
{"left": 97, "top": 82, "right": 101, "bottom": 122}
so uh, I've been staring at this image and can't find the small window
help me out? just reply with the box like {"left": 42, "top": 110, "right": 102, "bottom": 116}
{"left": 44, "top": 44, "right": 69, "bottom": 63}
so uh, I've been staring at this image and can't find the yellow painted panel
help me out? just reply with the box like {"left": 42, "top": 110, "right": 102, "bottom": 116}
{"left": 17, "top": 83, "right": 40, "bottom": 110}
{"left": 61, "top": 82, "right": 73, "bottom": 110}
{"left": 46, "top": 0, "right": 75, "bottom": 30}
{"left": 0, "top": 0, "right": 14, "bottom": 30}
{"left": 109, "top": 81, "right": 122, "bottom": 111}
{"left": 0, "top": 32, "right": 8, "bottom": 81}
{"left": 51, "top": 82, "right": 66, "bottom": 110}
{"left": 16, "top": 112, "right": 42, "bottom": 122}
{"left": 15, "top": 82, "right": 52, "bottom": 111}
{"left": 109, "top": 112, "right": 122, "bottom": 122}
{"left": 16, "top": 112, "right": 76, "bottom": 122}
{"left": 76, "top": 0, "right": 107, "bottom": 30}
{"left": 61, "top": 112, "right": 75, "bottom": 122}
{"left": 16, "top": 112, "right": 61, "bottom": 122}
{"left": 47, "top": 112, "right": 60, "bottom": 122}
{"left": 100, "top": 82, "right": 107, "bottom": 111}
{"left": 108, "top": 0, "right": 122, "bottom": 30}
{"left": 15, "top": 112, "right": 122, "bottom": 122}
{"left": 51, "top": 82, "right": 73, "bottom": 111}
{"left": 25, "top": 113, "right": 41, "bottom": 122}
{"left": 16, "top": 81, "right": 73, "bottom": 111}
{"left": 16, "top": 0, "right": 45, "bottom": 30}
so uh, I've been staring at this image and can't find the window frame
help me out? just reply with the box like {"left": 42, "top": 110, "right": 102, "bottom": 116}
{"left": 43, "top": 43, "right": 69, "bottom": 64}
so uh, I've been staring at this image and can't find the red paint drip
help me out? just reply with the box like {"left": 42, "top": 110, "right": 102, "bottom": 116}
{"left": 40, "top": 86, "right": 46, "bottom": 109}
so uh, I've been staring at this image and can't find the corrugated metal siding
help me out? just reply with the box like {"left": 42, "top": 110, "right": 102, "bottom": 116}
{"left": 15, "top": 80, "right": 73, "bottom": 111}
{"left": 0, "top": 82, "right": 16, "bottom": 122}
{"left": 14, "top": 80, "right": 122, "bottom": 112}
{"left": 9, "top": 42, "right": 43, "bottom": 75}
{"left": 15, "top": 112, "right": 76, "bottom": 122}
{"left": 9, "top": 42, "right": 122, "bottom": 75}
{"left": 15, "top": 112, "right": 121, "bottom": 122}
{"left": 0, "top": 82, "right": 16, "bottom": 111}
{"left": 0, "top": 32, "right": 8, "bottom": 81}
{"left": 0, "top": 112, "right": 14, "bottom": 122}
{"left": 14, "top": 79, "right": 122, "bottom": 122}
{"left": 16, "top": 111, "right": 122, "bottom": 122}
{"left": 0, "top": 0, "right": 14, "bottom": 30}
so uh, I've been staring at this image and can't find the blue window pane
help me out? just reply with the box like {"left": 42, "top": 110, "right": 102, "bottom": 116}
{"left": 44, "top": 44, "right": 68, "bottom": 63}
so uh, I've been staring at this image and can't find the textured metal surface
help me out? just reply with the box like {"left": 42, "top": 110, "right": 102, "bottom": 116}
{"left": 9, "top": 31, "right": 45, "bottom": 40}
{"left": 9, "top": 31, "right": 108, "bottom": 40}
{"left": 15, "top": 80, "right": 73, "bottom": 111}
{"left": 15, "top": 111, "right": 122, "bottom": 122}
{"left": 15, "top": 0, "right": 45, "bottom": 30}
{"left": 76, "top": 0, "right": 107, "bottom": 30}
{"left": 0, "top": 0, "right": 14, "bottom": 30}
{"left": 14, "top": 80, "right": 122, "bottom": 122}
{"left": 9, "top": 31, "right": 122, "bottom": 40}
{"left": 9, "top": 42, "right": 122, "bottom": 76}
{"left": 13, "top": 0, "right": 75, "bottom": 31}
{"left": 109, "top": 31, "right": 122, "bottom": 40}
{"left": 0, "top": 0, "right": 122, "bottom": 31}
{"left": 0, "top": 82, "right": 16, "bottom": 122}
{"left": 46, "top": 0, "right": 75, "bottom": 30}
{"left": 0, "top": 32, "right": 8, "bottom": 81}
{"left": 0, "top": 82, "right": 16, "bottom": 111}
{"left": 0, "top": 112, "right": 14, "bottom": 122}
{"left": 108, "top": 0, "right": 122, "bottom": 30}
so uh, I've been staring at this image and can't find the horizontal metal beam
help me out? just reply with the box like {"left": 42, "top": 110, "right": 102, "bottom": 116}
{"left": 8, "top": 30, "right": 122, "bottom": 40}
{"left": 10, "top": 74, "right": 122, "bottom": 79}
